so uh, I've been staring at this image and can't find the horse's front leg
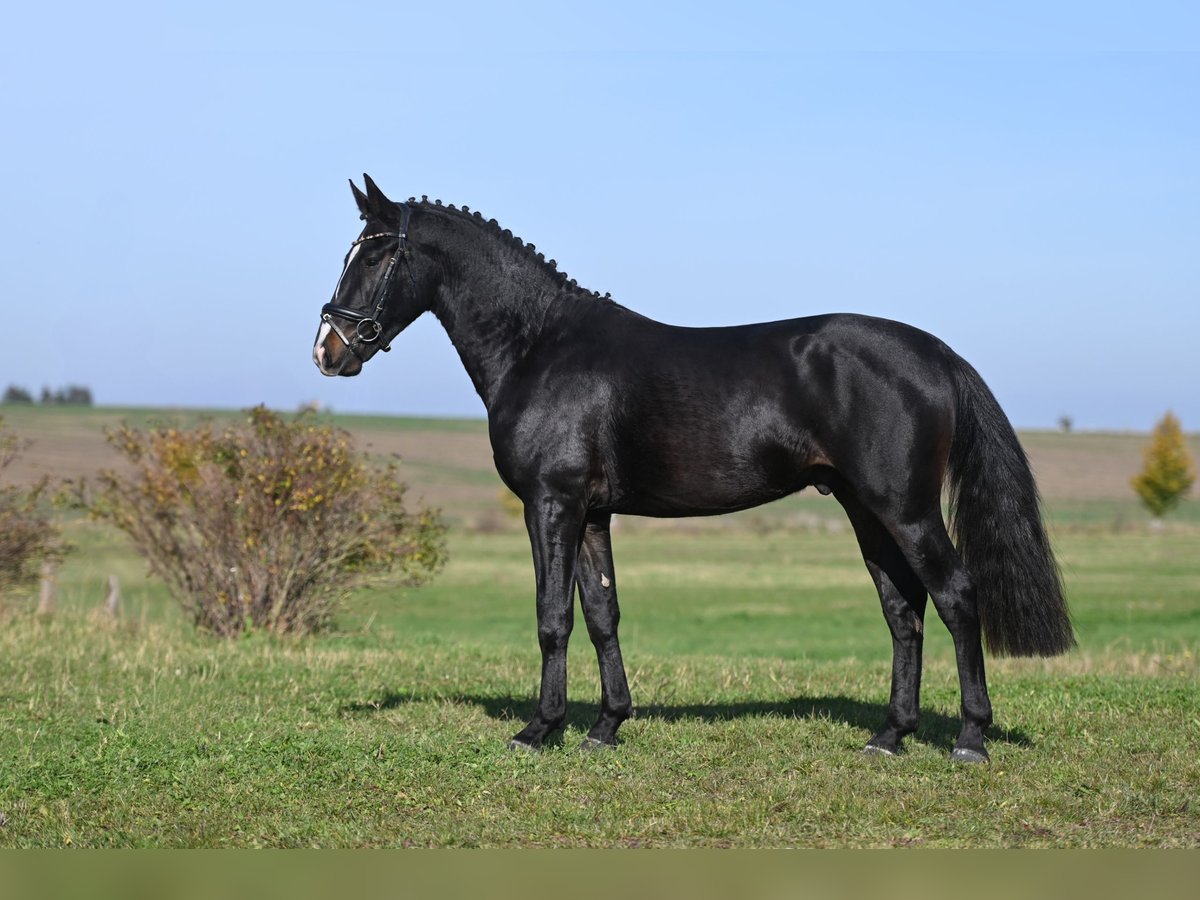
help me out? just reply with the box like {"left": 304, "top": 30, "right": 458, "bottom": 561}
{"left": 508, "top": 493, "right": 585, "bottom": 751}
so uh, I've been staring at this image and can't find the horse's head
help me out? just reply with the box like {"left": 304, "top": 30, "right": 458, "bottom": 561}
{"left": 313, "top": 175, "right": 428, "bottom": 377}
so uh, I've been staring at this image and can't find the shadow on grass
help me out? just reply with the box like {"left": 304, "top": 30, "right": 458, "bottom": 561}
{"left": 343, "top": 692, "right": 1032, "bottom": 751}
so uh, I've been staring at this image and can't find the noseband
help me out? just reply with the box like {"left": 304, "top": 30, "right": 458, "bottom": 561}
{"left": 320, "top": 203, "right": 413, "bottom": 356}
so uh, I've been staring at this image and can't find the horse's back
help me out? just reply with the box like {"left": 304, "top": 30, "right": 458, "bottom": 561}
{"left": 593, "top": 310, "right": 958, "bottom": 436}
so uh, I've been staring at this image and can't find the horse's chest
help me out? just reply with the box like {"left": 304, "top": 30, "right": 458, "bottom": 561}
{"left": 489, "top": 414, "right": 607, "bottom": 495}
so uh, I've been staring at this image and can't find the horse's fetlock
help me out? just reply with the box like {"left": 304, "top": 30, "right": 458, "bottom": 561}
{"left": 609, "top": 700, "right": 633, "bottom": 722}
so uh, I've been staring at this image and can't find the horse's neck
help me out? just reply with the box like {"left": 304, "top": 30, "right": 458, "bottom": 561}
{"left": 421, "top": 213, "right": 565, "bottom": 409}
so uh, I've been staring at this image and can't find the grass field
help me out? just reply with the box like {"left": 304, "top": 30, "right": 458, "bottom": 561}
{"left": 1, "top": 406, "right": 1198, "bottom": 847}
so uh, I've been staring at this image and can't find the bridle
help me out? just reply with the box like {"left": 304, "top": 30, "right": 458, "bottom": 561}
{"left": 320, "top": 203, "right": 413, "bottom": 357}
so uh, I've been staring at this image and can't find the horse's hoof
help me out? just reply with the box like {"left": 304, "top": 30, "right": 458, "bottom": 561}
{"left": 507, "top": 738, "right": 540, "bottom": 753}
{"left": 579, "top": 736, "right": 615, "bottom": 752}
{"left": 863, "top": 743, "right": 898, "bottom": 757}
{"left": 950, "top": 747, "right": 989, "bottom": 764}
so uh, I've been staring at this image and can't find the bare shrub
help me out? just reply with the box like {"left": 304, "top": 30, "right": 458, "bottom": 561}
{"left": 81, "top": 406, "right": 446, "bottom": 637}
{"left": 0, "top": 417, "right": 64, "bottom": 598}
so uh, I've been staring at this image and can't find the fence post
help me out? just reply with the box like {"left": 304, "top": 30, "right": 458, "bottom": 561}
{"left": 105, "top": 574, "right": 120, "bottom": 620}
{"left": 36, "top": 561, "right": 56, "bottom": 616}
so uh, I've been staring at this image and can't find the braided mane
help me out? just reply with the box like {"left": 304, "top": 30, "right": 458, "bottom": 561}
{"left": 408, "top": 196, "right": 614, "bottom": 303}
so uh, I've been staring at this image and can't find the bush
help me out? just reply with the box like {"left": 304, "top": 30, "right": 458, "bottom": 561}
{"left": 0, "top": 417, "right": 63, "bottom": 597}
{"left": 82, "top": 406, "right": 446, "bottom": 636}
{"left": 1132, "top": 411, "right": 1196, "bottom": 519}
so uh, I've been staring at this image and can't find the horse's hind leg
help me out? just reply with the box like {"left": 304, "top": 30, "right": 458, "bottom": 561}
{"left": 575, "top": 514, "right": 633, "bottom": 749}
{"left": 838, "top": 491, "right": 928, "bottom": 756}
{"left": 883, "top": 508, "right": 993, "bottom": 762}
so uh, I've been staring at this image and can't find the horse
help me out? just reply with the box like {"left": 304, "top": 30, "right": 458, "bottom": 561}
{"left": 313, "top": 175, "right": 1073, "bottom": 762}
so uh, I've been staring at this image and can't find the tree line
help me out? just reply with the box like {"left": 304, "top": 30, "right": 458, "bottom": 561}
{"left": 2, "top": 384, "right": 93, "bottom": 406}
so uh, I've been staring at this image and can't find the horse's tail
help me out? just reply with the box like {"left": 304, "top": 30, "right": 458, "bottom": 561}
{"left": 946, "top": 355, "right": 1074, "bottom": 657}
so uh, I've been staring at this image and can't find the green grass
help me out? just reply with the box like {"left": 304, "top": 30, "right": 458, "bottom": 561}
{"left": 2, "top": 522, "right": 1198, "bottom": 847}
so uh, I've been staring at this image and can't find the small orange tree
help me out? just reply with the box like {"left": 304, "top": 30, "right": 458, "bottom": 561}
{"left": 0, "top": 417, "right": 64, "bottom": 598}
{"left": 1131, "top": 411, "right": 1196, "bottom": 519}
{"left": 84, "top": 407, "right": 445, "bottom": 636}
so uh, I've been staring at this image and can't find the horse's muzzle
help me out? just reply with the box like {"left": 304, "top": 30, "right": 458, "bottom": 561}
{"left": 313, "top": 322, "right": 363, "bottom": 377}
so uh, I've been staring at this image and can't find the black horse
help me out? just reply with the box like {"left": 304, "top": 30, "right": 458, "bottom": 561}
{"left": 313, "top": 175, "right": 1073, "bottom": 762}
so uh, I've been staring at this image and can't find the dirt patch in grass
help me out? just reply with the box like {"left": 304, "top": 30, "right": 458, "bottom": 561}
{"left": 1021, "top": 430, "right": 1200, "bottom": 501}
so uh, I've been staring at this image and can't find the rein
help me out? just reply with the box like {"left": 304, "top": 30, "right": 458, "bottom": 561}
{"left": 320, "top": 203, "right": 413, "bottom": 355}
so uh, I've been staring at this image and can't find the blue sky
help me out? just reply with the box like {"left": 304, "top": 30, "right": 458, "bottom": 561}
{"left": 2, "top": 3, "right": 1197, "bottom": 429}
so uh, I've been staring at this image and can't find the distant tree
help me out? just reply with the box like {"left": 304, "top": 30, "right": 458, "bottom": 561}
{"left": 61, "top": 385, "right": 93, "bottom": 406}
{"left": 2, "top": 386, "right": 33, "bottom": 405}
{"left": 1131, "top": 412, "right": 1196, "bottom": 519}
{"left": 1058, "top": 414, "right": 1073, "bottom": 434}
{"left": 31, "top": 385, "right": 94, "bottom": 406}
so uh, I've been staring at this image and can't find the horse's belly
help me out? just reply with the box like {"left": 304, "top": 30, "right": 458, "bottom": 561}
{"left": 617, "top": 484, "right": 796, "bottom": 518}
{"left": 613, "top": 441, "right": 815, "bottom": 517}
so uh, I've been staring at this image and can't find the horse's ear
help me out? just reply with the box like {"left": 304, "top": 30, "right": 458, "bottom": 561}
{"left": 363, "top": 173, "right": 392, "bottom": 204}
{"left": 349, "top": 179, "right": 369, "bottom": 217}
{"left": 361, "top": 173, "right": 400, "bottom": 221}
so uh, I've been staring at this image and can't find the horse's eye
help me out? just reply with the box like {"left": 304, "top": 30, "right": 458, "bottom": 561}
{"left": 364, "top": 256, "right": 381, "bottom": 268}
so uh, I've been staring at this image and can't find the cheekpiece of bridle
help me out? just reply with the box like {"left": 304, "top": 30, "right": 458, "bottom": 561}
{"left": 320, "top": 203, "right": 412, "bottom": 356}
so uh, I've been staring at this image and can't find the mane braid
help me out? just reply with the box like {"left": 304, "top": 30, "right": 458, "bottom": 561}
{"left": 411, "top": 197, "right": 618, "bottom": 303}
